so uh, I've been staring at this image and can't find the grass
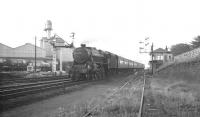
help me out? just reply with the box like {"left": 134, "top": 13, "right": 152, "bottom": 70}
{"left": 50, "top": 74, "right": 200, "bottom": 117}
{"left": 146, "top": 78, "right": 200, "bottom": 117}
{"left": 49, "top": 75, "right": 143, "bottom": 117}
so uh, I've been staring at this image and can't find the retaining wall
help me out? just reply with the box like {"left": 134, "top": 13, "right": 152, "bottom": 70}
{"left": 156, "top": 60, "right": 200, "bottom": 81}
{"left": 174, "top": 47, "right": 200, "bottom": 63}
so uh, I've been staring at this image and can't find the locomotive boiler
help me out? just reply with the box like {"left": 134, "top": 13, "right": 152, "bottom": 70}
{"left": 70, "top": 44, "right": 107, "bottom": 80}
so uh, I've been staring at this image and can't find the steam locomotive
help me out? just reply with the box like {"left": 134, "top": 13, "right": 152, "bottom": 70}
{"left": 70, "top": 44, "right": 144, "bottom": 81}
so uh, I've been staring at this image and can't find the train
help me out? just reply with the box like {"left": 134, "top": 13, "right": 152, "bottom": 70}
{"left": 70, "top": 44, "right": 145, "bottom": 81}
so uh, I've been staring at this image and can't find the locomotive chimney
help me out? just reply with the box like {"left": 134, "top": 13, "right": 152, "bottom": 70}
{"left": 81, "top": 44, "right": 86, "bottom": 47}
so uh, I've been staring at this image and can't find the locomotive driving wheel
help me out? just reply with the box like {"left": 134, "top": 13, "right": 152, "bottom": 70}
{"left": 92, "top": 71, "right": 99, "bottom": 80}
{"left": 71, "top": 73, "right": 76, "bottom": 81}
{"left": 72, "top": 73, "right": 80, "bottom": 81}
{"left": 97, "top": 71, "right": 102, "bottom": 80}
{"left": 97, "top": 66, "right": 105, "bottom": 80}
{"left": 85, "top": 73, "right": 92, "bottom": 80}
{"left": 101, "top": 68, "right": 105, "bottom": 79}
{"left": 94, "top": 72, "right": 98, "bottom": 80}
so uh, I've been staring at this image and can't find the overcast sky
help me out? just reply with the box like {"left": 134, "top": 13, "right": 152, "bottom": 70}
{"left": 0, "top": 0, "right": 200, "bottom": 67}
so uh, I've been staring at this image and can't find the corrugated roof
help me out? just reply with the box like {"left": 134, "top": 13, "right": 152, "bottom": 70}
{"left": 0, "top": 43, "right": 12, "bottom": 49}
{"left": 14, "top": 43, "right": 44, "bottom": 50}
{"left": 0, "top": 43, "right": 46, "bottom": 58}
{"left": 56, "top": 37, "right": 65, "bottom": 43}
{"left": 0, "top": 43, "right": 43, "bottom": 50}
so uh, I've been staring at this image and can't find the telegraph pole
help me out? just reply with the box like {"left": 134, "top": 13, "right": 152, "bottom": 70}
{"left": 151, "top": 43, "right": 154, "bottom": 74}
{"left": 35, "top": 36, "right": 37, "bottom": 72}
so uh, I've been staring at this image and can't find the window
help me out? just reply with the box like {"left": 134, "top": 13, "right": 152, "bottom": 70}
{"left": 160, "top": 56, "right": 163, "bottom": 60}
{"left": 0, "top": 58, "right": 3, "bottom": 63}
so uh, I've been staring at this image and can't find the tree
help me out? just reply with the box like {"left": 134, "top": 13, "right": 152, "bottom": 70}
{"left": 191, "top": 36, "right": 200, "bottom": 49}
{"left": 171, "top": 43, "right": 191, "bottom": 56}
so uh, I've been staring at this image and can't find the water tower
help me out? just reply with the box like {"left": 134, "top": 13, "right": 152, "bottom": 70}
{"left": 40, "top": 20, "right": 53, "bottom": 55}
{"left": 43, "top": 20, "right": 56, "bottom": 73}
{"left": 44, "top": 20, "right": 52, "bottom": 39}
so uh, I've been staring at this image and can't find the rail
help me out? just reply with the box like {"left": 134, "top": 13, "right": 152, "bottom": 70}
{"left": 138, "top": 73, "right": 146, "bottom": 117}
{"left": 0, "top": 77, "right": 70, "bottom": 90}
{"left": 0, "top": 79, "right": 69, "bottom": 99}
{"left": 0, "top": 75, "right": 69, "bottom": 84}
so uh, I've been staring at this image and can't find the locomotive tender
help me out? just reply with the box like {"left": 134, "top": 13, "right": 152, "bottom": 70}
{"left": 70, "top": 44, "right": 144, "bottom": 81}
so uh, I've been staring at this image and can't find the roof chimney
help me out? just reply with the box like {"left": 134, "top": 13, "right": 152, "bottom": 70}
{"left": 165, "top": 46, "right": 168, "bottom": 51}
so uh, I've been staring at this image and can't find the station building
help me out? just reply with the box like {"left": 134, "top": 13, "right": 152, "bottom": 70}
{"left": 40, "top": 37, "right": 74, "bottom": 72}
{"left": 0, "top": 43, "right": 52, "bottom": 71}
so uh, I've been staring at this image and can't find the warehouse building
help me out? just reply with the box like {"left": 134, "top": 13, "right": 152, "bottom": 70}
{"left": 0, "top": 43, "right": 52, "bottom": 71}
{"left": 0, "top": 43, "right": 47, "bottom": 58}
{"left": 0, "top": 39, "right": 74, "bottom": 72}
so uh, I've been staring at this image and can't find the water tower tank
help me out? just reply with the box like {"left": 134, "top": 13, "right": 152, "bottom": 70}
{"left": 44, "top": 20, "right": 52, "bottom": 31}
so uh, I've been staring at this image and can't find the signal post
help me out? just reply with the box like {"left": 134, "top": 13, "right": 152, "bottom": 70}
{"left": 139, "top": 37, "right": 154, "bottom": 75}
{"left": 43, "top": 20, "right": 74, "bottom": 75}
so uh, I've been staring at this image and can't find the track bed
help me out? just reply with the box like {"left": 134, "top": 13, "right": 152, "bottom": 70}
{"left": 0, "top": 74, "right": 133, "bottom": 117}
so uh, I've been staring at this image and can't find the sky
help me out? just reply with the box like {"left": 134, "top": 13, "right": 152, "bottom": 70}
{"left": 0, "top": 0, "right": 200, "bottom": 67}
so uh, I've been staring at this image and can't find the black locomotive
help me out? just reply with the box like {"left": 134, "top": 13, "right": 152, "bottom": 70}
{"left": 70, "top": 44, "right": 144, "bottom": 81}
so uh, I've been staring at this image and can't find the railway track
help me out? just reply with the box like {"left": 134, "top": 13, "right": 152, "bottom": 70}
{"left": 0, "top": 75, "right": 105, "bottom": 112}
{"left": 140, "top": 74, "right": 161, "bottom": 117}
{"left": 0, "top": 75, "right": 69, "bottom": 85}
{"left": 0, "top": 77, "right": 94, "bottom": 100}
{"left": 138, "top": 74, "right": 167, "bottom": 117}
{"left": 78, "top": 73, "right": 151, "bottom": 117}
{"left": 138, "top": 73, "right": 146, "bottom": 117}
{"left": 0, "top": 77, "right": 70, "bottom": 90}
{"left": 0, "top": 78, "right": 69, "bottom": 100}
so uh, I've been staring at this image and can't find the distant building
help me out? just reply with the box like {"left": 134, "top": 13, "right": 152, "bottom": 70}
{"left": 0, "top": 41, "right": 74, "bottom": 72}
{"left": 40, "top": 37, "right": 53, "bottom": 57}
{"left": 0, "top": 43, "right": 48, "bottom": 59}
{"left": 149, "top": 46, "right": 173, "bottom": 73}
{"left": 0, "top": 43, "right": 51, "bottom": 71}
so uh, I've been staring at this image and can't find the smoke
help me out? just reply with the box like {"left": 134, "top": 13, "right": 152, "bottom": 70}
{"left": 81, "top": 39, "right": 98, "bottom": 45}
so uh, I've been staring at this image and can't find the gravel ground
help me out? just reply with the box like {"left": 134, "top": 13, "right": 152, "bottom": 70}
{"left": 0, "top": 74, "right": 131, "bottom": 117}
